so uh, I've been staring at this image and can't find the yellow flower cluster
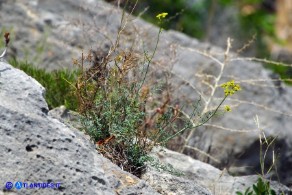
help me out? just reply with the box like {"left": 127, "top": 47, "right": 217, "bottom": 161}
{"left": 156, "top": 12, "right": 168, "bottom": 20}
{"left": 221, "top": 80, "right": 241, "bottom": 96}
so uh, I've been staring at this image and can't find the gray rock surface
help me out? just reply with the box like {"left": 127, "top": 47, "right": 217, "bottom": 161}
{"left": 1, "top": 0, "right": 292, "bottom": 188}
{"left": 142, "top": 169, "right": 212, "bottom": 195}
{"left": 145, "top": 147, "right": 292, "bottom": 195}
{"left": 0, "top": 61, "right": 158, "bottom": 194}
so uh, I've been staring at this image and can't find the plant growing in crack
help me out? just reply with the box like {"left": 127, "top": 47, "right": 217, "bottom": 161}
{"left": 74, "top": 5, "right": 240, "bottom": 177}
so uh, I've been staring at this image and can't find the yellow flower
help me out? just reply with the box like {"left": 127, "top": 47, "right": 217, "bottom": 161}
{"left": 115, "top": 55, "right": 123, "bottom": 62}
{"left": 156, "top": 12, "right": 168, "bottom": 20}
{"left": 224, "top": 105, "right": 231, "bottom": 112}
{"left": 221, "top": 80, "right": 241, "bottom": 96}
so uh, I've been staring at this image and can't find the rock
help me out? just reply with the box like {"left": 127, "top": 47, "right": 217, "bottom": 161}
{"left": 0, "top": 61, "right": 158, "bottom": 194}
{"left": 48, "top": 105, "right": 83, "bottom": 131}
{"left": 0, "top": 0, "right": 122, "bottom": 70}
{"left": 144, "top": 147, "right": 292, "bottom": 195}
{"left": 142, "top": 169, "right": 212, "bottom": 195}
{"left": 1, "top": 0, "right": 292, "bottom": 188}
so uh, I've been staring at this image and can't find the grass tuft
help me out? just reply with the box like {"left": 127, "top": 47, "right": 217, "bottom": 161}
{"left": 9, "top": 58, "right": 79, "bottom": 111}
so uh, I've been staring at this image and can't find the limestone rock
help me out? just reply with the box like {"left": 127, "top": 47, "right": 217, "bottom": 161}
{"left": 145, "top": 147, "right": 292, "bottom": 195}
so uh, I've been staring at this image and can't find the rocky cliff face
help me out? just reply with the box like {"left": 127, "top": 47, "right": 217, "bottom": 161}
{"left": 1, "top": 0, "right": 292, "bottom": 192}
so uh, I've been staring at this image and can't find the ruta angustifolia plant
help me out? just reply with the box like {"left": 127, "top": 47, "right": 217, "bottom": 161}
{"left": 236, "top": 115, "right": 278, "bottom": 195}
{"left": 73, "top": 7, "right": 241, "bottom": 177}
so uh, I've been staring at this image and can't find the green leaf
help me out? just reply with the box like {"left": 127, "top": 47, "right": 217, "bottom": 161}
{"left": 270, "top": 189, "right": 276, "bottom": 195}
{"left": 253, "top": 184, "right": 259, "bottom": 193}
{"left": 244, "top": 187, "right": 251, "bottom": 195}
